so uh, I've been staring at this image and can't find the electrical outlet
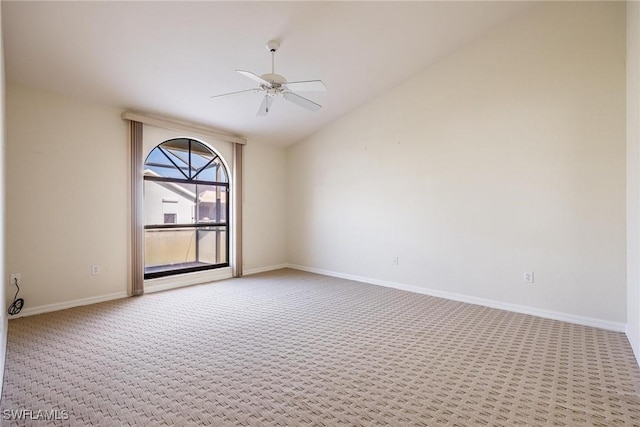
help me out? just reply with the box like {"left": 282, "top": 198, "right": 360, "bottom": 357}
{"left": 91, "top": 265, "right": 101, "bottom": 276}
{"left": 10, "top": 273, "right": 21, "bottom": 286}
{"left": 524, "top": 272, "right": 534, "bottom": 283}
{"left": 392, "top": 256, "right": 399, "bottom": 266}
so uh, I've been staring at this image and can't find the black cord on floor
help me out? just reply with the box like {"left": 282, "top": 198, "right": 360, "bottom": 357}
{"left": 8, "top": 278, "right": 24, "bottom": 316}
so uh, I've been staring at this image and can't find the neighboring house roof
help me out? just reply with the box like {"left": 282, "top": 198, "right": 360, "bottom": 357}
{"left": 144, "top": 169, "right": 225, "bottom": 204}
{"left": 144, "top": 169, "right": 195, "bottom": 201}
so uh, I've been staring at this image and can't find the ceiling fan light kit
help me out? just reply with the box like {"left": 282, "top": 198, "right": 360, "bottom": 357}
{"left": 210, "top": 40, "right": 326, "bottom": 116}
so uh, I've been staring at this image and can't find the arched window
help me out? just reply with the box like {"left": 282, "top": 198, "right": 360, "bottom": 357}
{"left": 143, "top": 138, "right": 229, "bottom": 279}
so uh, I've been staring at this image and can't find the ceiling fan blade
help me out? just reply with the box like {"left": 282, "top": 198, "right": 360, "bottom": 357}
{"left": 210, "top": 88, "right": 261, "bottom": 99}
{"left": 283, "top": 91, "right": 321, "bottom": 112}
{"left": 237, "top": 70, "right": 272, "bottom": 87}
{"left": 257, "top": 95, "right": 274, "bottom": 116}
{"left": 284, "top": 80, "right": 327, "bottom": 92}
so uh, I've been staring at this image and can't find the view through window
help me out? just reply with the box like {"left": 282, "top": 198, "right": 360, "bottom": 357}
{"left": 143, "top": 138, "right": 229, "bottom": 279}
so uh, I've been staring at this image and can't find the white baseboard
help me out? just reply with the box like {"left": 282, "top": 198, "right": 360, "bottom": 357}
{"left": 12, "top": 268, "right": 235, "bottom": 317}
{"left": 145, "top": 267, "right": 233, "bottom": 294}
{"left": 12, "top": 291, "right": 129, "bottom": 319}
{"left": 244, "top": 264, "right": 288, "bottom": 276}
{"left": 287, "top": 264, "right": 626, "bottom": 333}
{"left": 12, "top": 264, "right": 625, "bottom": 334}
{"left": 625, "top": 326, "right": 640, "bottom": 366}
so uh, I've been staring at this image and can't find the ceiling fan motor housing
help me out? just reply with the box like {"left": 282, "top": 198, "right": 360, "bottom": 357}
{"left": 261, "top": 73, "right": 287, "bottom": 87}
{"left": 266, "top": 40, "right": 280, "bottom": 52}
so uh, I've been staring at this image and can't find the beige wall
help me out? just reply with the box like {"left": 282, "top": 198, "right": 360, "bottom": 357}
{"left": 3, "top": 2, "right": 630, "bottom": 334}
{"left": 5, "top": 83, "right": 130, "bottom": 309}
{"left": 287, "top": 2, "right": 626, "bottom": 324}
{"left": 0, "top": 1, "right": 8, "bottom": 392}
{"left": 243, "top": 140, "right": 287, "bottom": 272}
{"left": 627, "top": 1, "right": 640, "bottom": 360}
{"left": 5, "top": 83, "right": 288, "bottom": 311}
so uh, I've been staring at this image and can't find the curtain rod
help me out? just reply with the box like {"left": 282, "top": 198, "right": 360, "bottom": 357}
{"left": 122, "top": 111, "right": 247, "bottom": 145}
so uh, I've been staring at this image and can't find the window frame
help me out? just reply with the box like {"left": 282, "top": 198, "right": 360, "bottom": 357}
{"left": 143, "top": 138, "right": 230, "bottom": 280}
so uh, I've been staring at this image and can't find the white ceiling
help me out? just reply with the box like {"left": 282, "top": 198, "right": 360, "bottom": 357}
{"left": 2, "top": 1, "right": 533, "bottom": 146}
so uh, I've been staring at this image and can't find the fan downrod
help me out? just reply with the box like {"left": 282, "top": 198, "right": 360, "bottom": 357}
{"left": 263, "top": 40, "right": 285, "bottom": 85}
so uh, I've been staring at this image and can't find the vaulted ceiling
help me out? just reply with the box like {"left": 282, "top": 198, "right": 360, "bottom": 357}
{"left": 2, "top": 1, "right": 533, "bottom": 146}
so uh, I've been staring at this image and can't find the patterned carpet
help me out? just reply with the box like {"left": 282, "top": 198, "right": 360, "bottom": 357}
{"left": 2, "top": 269, "right": 640, "bottom": 426}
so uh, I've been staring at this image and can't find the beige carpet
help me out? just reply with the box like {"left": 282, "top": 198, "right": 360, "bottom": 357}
{"left": 2, "top": 269, "right": 640, "bottom": 426}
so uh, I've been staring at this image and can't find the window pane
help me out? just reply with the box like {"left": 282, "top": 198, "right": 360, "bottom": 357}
{"left": 144, "top": 226, "right": 228, "bottom": 275}
{"left": 196, "top": 158, "right": 228, "bottom": 183}
{"left": 144, "top": 147, "right": 188, "bottom": 179}
{"left": 162, "top": 139, "right": 193, "bottom": 178}
{"left": 197, "top": 227, "right": 228, "bottom": 265}
{"left": 144, "top": 181, "right": 196, "bottom": 225}
{"left": 145, "top": 228, "right": 197, "bottom": 271}
{"left": 190, "top": 140, "right": 215, "bottom": 171}
{"left": 196, "top": 184, "right": 227, "bottom": 223}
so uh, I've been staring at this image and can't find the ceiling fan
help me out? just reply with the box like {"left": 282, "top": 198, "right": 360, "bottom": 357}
{"left": 210, "top": 40, "right": 326, "bottom": 116}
